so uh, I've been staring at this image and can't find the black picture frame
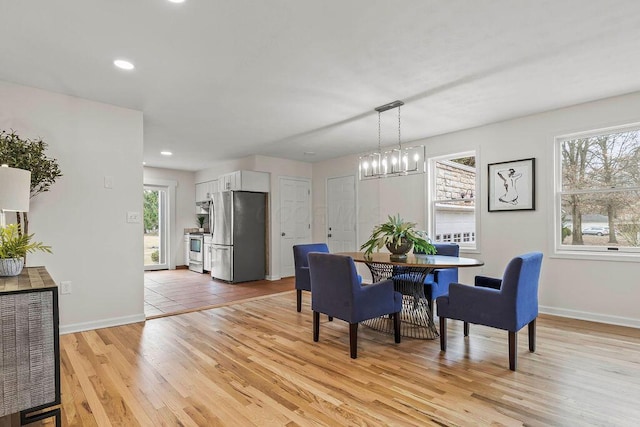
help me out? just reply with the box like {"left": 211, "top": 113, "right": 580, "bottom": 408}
{"left": 487, "top": 158, "right": 535, "bottom": 212}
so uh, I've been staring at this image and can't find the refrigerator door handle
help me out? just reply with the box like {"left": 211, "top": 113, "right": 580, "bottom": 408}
{"left": 209, "top": 201, "right": 215, "bottom": 235}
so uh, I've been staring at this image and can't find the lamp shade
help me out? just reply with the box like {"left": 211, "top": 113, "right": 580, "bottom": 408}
{"left": 0, "top": 166, "right": 31, "bottom": 212}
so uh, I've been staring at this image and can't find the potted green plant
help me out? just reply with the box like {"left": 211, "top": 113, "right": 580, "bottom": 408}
{"left": 360, "top": 214, "right": 436, "bottom": 261}
{"left": 196, "top": 215, "right": 206, "bottom": 231}
{"left": 0, "top": 224, "right": 52, "bottom": 276}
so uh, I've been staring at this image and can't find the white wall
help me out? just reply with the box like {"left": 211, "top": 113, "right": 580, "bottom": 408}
{"left": 196, "top": 155, "right": 312, "bottom": 279}
{"left": 143, "top": 166, "right": 196, "bottom": 267}
{"left": 312, "top": 91, "right": 640, "bottom": 328}
{"left": 0, "top": 80, "right": 144, "bottom": 333}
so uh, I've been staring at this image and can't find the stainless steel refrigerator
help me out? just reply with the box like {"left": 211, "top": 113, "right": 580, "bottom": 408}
{"left": 209, "top": 191, "right": 267, "bottom": 283}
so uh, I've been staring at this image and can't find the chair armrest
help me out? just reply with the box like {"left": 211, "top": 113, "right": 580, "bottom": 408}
{"left": 475, "top": 275, "right": 502, "bottom": 290}
{"left": 356, "top": 279, "right": 401, "bottom": 320}
{"left": 447, "top": 282, "right": 501, "bottom": 308}
{"left": 360, "top": 279, "right": 394, "bottom": 299}
{"left": 433, "top": 268, "right": 457, "bottom": 285}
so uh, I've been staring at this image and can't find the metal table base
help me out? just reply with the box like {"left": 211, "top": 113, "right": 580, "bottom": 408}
{"left": 361, "top": 262, "right": 439, "bottom": 340}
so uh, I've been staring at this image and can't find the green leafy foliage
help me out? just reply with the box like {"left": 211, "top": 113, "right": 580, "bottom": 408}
{"left": 0, "top": 129, "right": 63, "bottom": 238}
{"left": 0, "top": 224, "right": 52, "bottom": 259}
{"left": 0, "top": 129, "right": 62, "bottom": 198}
{"left": 197, "top": 215, "right": 206, "bottom": 228}
{"left": 360, "top": 214, "right": 436, "bottom": 256}
{"left": 144, "top": 190, "right": 159, "bottom": 233}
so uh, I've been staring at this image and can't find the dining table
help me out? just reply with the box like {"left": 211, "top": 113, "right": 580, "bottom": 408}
{"left": 338, "top": 252, "right": 484, "bottom": 339}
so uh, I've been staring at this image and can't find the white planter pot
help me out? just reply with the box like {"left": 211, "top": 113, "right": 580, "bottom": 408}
{"left": 0, "top": 258, "right": 25, "bottom": 277}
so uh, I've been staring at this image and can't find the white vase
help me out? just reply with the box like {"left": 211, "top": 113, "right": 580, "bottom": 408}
{"left": 0, "top": 258, "right": 25, "bottom": 277}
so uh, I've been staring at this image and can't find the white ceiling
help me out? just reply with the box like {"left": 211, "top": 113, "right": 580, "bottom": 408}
{"left": 2, "top": 1, "right": 640, "bottom": 171}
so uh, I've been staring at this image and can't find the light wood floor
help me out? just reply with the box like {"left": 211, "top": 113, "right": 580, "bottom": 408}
{"left": 144, "top": 269, "right": 294, "bottom": 317}
{"left": 42, "top": 292, "right": 640, "bottom": 426}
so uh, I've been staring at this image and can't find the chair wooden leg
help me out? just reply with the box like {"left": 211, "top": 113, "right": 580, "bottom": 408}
{"left": 313, "top": 311, "right": 320, "bottom": 342}
{"left": 463, "top": 322, "right": 469, "bottom": 337}
{"left": 439, "top": 317, "right": 447, "bottom": 351}
{"left": 349, "top": 323, "right": 358, "bottom": 359}
{"left": 528, "top": 319, "right": 536, "bottom": 352}
{"left": 427, "top": 298, "right": 433, "bottom": 314}
{"left": 393, "top": 312, "right": 401, "bottom": 343}
{"left": 296, "top": 290, "right": 302, "bottom": 312}
{"left": 509, "top": 331, "right": 517, "bottom": 371}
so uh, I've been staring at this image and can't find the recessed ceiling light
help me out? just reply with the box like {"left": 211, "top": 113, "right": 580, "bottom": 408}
{"left": 142, "top": 161, "right": 146, "bottom": 165}
{"left": 304, "top": 151, "right": 316, "bottom": 156}
{"left": 168, "top": 0, "right": 186, "bottom": 3}
{"left": 113, "top": 59, "right": 135, "bottom": 70}
{"left": 160, "top": 151, "right": 173, "bottom": 156}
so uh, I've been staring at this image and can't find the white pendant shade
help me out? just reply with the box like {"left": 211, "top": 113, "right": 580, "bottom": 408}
{"left": 0, "top": 166, "right": 31, "bottom": 212}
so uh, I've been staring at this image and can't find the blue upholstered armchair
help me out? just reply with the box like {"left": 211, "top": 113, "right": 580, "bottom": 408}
{"left": 436, "top": 252, "right": 543, "bottom": 371}
{"left": 422, "top": 243, "right": 459, "bottom": 310}
{"left": 308, "top": 253, "right": 403, "bottom": 359}
{"left": 293, "top": 243, "right": 329, "bottom": 312}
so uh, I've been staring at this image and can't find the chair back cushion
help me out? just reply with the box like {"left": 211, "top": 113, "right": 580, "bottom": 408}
{"left": 433, "top": 243, "right": 459, "bottom": 257}
{"left": 309, "top": 253, "right": 360, "bottom": 321}
{"left": 293, "top": 243, "right": 329, "bottom": 291}
{"left": 501, "top": 252, "right": 543, "bottom": 330}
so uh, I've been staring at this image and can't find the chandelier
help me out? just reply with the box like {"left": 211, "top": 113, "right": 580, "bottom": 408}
{"left": 358, "top": 100, "right": 425, "bottom": 180}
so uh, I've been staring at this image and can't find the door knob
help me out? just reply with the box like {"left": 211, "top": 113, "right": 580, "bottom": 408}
{"left": 281, "top": 232, "right": 286, "bottom": 236}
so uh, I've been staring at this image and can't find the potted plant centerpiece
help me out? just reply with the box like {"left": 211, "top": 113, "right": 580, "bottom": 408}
{"left": 361, "top": 214, "right": 436, "bottom": 261}
{"left": 0, "top": 224, "right": 52, "bottom": 276}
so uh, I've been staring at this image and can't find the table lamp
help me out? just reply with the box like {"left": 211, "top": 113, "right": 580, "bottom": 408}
{"left": 0, "top": 164, "right": 31, "bottom": 227}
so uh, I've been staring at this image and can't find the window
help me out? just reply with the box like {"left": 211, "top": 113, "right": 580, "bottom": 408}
{"left": 430, "top": 152, "right": 477, "bottom": 250}
{"left": 556, "top": 124, "right": 640, "bottom": 255}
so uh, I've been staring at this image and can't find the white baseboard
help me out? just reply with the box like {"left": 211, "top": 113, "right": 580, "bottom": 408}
{"left": 265, "top": 275, "right": 282, "bottom": 281}
{"left": 539, "top": 305, "right": 640, "bottom": 329}
{"left": 60, "top": 313, "right": 146, "bottom": 335}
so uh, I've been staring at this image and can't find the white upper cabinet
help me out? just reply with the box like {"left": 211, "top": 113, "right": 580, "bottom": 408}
{"left": 195, "top": 180, "right": 218, "bottom": 202}
{"left": 218, "top": 171, "right": 269, "bottom": 192}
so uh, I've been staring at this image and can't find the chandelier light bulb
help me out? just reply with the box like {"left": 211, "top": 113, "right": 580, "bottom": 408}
{"left": 413, "top": 153, "right": 420, "bottom": 162}
{"left": 363, "top": 161, "right": 369, "bottom": 169}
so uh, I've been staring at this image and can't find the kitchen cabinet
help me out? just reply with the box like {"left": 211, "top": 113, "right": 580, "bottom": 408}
{"left": 195, "top": 180, "right": 217, "bottom": 202}
{"left": 195, "top": 180, "right": 217, "bottom": 213}
{"left": 218, "top": 170, "right": 269, "bottom": 192}
{"left": 203, "top": 235, "right": 212, "bottom": 272}
{"left": 184, "top": 235, "right": 189, "bottom": 267}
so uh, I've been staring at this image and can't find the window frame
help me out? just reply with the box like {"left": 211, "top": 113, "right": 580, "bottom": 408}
{"left": 554, "top": 122, "right": 640, "bottom": 259}
{"left": 428, "top": 150, "right": 479, "bottom": 252}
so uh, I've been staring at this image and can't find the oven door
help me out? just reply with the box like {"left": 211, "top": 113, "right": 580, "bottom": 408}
{"left": 189, "top": 236, "right": 204, "bottom": 273}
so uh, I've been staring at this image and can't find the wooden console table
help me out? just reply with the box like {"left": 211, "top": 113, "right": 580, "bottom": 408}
{"left": 0, "top": 267, "right": 60, "bottom": 427}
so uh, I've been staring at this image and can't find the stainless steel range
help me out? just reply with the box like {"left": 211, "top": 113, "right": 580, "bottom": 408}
{"left": 188, "top": 233, "right": 204, "bottom": 273}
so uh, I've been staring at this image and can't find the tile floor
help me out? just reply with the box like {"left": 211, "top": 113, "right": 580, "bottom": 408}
{"left": 144, "top": 269, "right": 294, "bottom": 318}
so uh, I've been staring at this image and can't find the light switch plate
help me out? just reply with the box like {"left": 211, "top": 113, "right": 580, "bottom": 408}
{"left": 127, "top": 211, "right": 141, "bottom": 223}
{"left": 104, "top": 175, "right": 114, "bottom": 189}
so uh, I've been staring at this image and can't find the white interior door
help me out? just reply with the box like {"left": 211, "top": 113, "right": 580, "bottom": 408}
{"left": 280, "top": 177, "right": 311, "bottom": 278}
{"left": 327, "top": 175, "right": 357, "bottom": 253}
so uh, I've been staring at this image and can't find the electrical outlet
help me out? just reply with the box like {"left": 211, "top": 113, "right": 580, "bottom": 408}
{"left": 60, "top": 281, "right": 72, "bottom": 294}
{"left": 104, "top": 175, "right": 114, "bottom": 189}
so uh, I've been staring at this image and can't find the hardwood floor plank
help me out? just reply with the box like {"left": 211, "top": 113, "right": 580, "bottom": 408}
{"left": 30, "top": 290, "right": 640, "bottom": 426}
